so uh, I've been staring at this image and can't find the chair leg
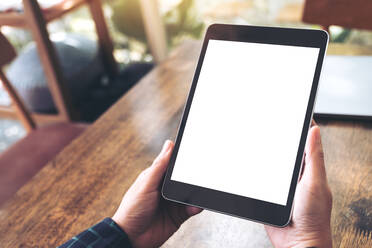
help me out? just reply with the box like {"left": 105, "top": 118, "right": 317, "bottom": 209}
{"left": 88, "top": 0, "right": 118, "bottom": 78}
{"left": 139, "top": 0, "right": 168, "bottom": 63}
{"left": 0, "top": 70, "right": 36, "bottom": 132}
{"left": 22, "top": 0, "right": 79, "bottom": 121}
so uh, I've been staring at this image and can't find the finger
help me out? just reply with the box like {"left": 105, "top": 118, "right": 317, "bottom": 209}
{"left": 298, "top": 119, "right": 317, "bottom": 180}
{"left": 152, "top": 140, "right": 174, "bottom": 172}
{"left": 166, "top": 202, "right": 202, "bottom": 229}
{"left": 303, "top": 125, "right": 327, "bottom": 182}
{"left": 185, "top": 206, "right": 203, "bottom": 216}
{"left": 311, "top": 119, "right": 317, "bottom": 127}
{"left": 143, "top": 140, "right": 174, "bottom": 190}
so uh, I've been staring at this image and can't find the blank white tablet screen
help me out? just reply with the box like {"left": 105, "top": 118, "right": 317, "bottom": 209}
{"left": 171, "top": 40, "right": 319, "bottom": 206}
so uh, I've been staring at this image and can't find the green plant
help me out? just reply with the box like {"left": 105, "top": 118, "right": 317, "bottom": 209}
{"left": 331, "top": 28, "right": 352, "bottom": 43}
{"left": 110, "top": 0, "right": 204, "bottom": 47}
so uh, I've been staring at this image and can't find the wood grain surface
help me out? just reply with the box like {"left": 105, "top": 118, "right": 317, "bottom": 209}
{"left": 0, "top": 41, "right": 371, "bottom": 247}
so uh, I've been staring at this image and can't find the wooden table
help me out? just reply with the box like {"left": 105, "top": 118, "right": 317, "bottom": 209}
{"left": 0, "top": 41, "right": 371, "bottom": 247}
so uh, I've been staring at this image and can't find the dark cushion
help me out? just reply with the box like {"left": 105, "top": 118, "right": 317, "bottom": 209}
{"left": 6, "top": 33, "right": 104, "bottom": 113}
{"left": 0, "top": 122, "right": 87, "bottom": 206}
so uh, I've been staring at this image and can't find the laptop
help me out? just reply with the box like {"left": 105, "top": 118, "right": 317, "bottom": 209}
{"left": 314, "top": 55, "right": 372, "bottom": 120}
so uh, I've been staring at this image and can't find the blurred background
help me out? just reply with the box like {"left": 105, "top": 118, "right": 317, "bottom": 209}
{"left": 1, "top": 0, "right": 372, "bottom": 152}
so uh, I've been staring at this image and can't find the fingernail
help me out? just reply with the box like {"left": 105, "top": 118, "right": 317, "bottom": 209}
{"left": 160, "top": 140, "right": 171, "bottom": 155}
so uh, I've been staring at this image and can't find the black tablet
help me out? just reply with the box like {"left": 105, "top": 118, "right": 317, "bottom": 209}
{"left": 162, "top": 24, "right": 328, "bottom": 227}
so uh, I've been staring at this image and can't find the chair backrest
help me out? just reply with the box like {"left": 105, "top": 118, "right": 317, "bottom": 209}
{"left": 0, "top": 32, "right": 16, "bottom": 67}
{"left": 302, "top": 0, "right": 372, "bottom": 31}
{"left": 0, "top": 32, "right": 36, "bottom": 131}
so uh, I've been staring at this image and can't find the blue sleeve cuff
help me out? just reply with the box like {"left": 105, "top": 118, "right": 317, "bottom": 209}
{"left": 58, "top": 218, "right": 132, "bottom": 248}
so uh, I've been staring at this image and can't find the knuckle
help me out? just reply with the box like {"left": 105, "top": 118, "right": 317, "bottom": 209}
{"left": 153, "top": 156, "right": 165, "bottom": 167}
{"left": 325, "top": 186, "right": 333, "bottom": 206}
{"left": 308, "top": 181, "right": 322, "bottom": 193}
{"left": 138, "top": 168, "right": 150, "bottom": 179}
{"left": 318, "top": 149, "right": 325, "bottom": 161}
{"left": 152, "top": 158, "right": 161, "bottom": 167}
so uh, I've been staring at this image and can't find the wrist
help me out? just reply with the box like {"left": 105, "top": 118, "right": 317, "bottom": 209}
{"left": 112, "top": 214, "right": 124, "bottom": 230}
{"left": 291, "top": 223, "right": 332, "bottom": 248}
{"left": 112, "top": 214, "right": 140, "bottom": 247}
{"left": 112, "top": 215, "right": 132, "bottom": 238}
{"left": 292, "top": 237, "right": 332, "bottom": 248}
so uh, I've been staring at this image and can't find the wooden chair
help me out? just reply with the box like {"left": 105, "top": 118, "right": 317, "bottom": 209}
{"left": 277, "top": 0, "right": 372, "bottom": 55}
{"left": 0, "top": 32, "right": 88, "bottom": 206}
{"left": 302, "top": 0, "right": 372, "bottom": 33}
{"left": 139, "top": 0, "right": 167, "bottom": 63}
{"left": 0, "top": 0, "right": 117, "bottom": 123}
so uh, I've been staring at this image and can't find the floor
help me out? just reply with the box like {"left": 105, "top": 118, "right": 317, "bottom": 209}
{"left": 163, "top": 210, "right": 273, "bottom": 248}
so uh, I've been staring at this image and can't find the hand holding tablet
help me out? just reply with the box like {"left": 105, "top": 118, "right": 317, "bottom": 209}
{"left": 162, "top": 24, "right": 329, "bottom": 226}
{"left": 265, "top": 124, "right": 333, "bottom": 247}
{"left": 111, "top": 130, "right": 332, "bottom": 248}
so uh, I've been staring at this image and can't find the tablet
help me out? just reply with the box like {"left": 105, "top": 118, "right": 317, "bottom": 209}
{"left": 162, "top": 24, "right": 328, "bottom": 227}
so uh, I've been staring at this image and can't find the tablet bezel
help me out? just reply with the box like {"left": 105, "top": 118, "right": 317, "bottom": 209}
{"left": 162, "top": 24, "right": 328, "bottom": 227}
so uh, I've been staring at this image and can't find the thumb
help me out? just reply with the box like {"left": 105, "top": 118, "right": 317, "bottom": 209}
{"left": 143, "top": 140, "right": 174, "bottom": 191}
{"left": 303, "top": 125, "right": 327, "bottom": 183}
